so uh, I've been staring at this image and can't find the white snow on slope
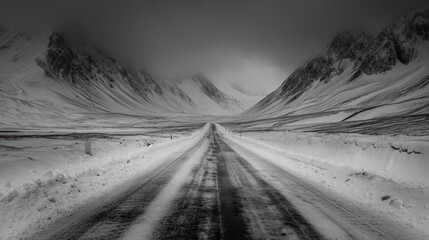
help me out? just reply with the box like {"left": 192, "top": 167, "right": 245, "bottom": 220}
{"left": 176, "top": 79, "right": 237, "bottom": 115}
{"left": 212, "top": 81, "right": 263, "bottom": 110}
{"left": 245, "top": 40, "right": 429, "bottom": 122}
{"left": 248, "top": 60, "right": 429, "bottom": 120}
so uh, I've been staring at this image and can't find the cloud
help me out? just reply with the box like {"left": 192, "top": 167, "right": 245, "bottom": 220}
{"left": 0, "top": 0, "right": 427, "bottom": 94}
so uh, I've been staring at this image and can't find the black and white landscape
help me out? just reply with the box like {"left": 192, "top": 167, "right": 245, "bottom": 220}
{"left": 1, "top": 1, "right": 429, "bottom": 239}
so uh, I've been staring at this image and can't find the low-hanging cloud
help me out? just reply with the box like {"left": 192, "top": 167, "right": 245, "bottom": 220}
{"left": 0, "top": 0, "right": 427, "bottom": 94}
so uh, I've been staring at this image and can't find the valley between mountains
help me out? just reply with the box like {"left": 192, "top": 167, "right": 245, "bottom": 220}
{"left": 1, "top": 7, "right": 429, "bottom": 240}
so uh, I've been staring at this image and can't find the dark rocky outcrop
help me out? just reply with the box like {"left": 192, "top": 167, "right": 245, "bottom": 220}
{"left": 359, "top": 10, "right": 429, "bottom": 74}
{"left": 278, "top": 31, "right": 370, "bottom": 101}
{"left": 37, "top": 33, "right": 191, "bottom": 101}
{"left": 35, "top": 33, "right": 242, "bottom": 112}
{"left": 413, "top": 10, "right": 429, "bottom": 40}
{"left": 359, "top": 30, "right": 397, "bottom": 75}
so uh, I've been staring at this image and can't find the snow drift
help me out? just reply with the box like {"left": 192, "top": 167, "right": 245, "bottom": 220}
{"left": 221, "top": 127, "right": 429, "bottom": 187}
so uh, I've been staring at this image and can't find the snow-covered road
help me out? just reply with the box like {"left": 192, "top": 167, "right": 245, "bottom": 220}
{"left": 26, "top": 123, "right": 424, "bottom": 240}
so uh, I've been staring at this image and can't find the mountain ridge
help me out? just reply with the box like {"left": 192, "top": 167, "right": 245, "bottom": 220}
{"left": 0, "top": 31, "right": 244, "bottom": 128}
{"left": 244, "top": 8, "right": 429, "bottom": 121}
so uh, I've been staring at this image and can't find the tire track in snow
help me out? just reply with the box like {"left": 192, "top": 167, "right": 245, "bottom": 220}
{"left": 214, "top": 131, "right": 324, "bottom": 240}
{"left": 151, "top": 124, "right": 249, "bottom": 240}
{"left": 33, "top": 129, "right": 210, "bottom": 240}
{"left": 221, "top": 129, "right": 422, "bottom": 240}
{"left": 153, "top": 124, "right": 324, "bottom": 240}
{"left": 34, "top": 124, "right": 327, "bottom": 240}
{"left": 152, "top": 133, "right": 222, "bottom": 239}
{"left": 120, "top": 140, "right": 209, "bottom": 240}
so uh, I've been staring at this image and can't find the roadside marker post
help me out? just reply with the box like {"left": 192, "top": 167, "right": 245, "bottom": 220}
{"left": 85, "top": 140, "right": 92, "bottom": 156}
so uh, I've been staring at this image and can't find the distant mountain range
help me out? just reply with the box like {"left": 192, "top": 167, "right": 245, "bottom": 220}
{"left": 245, "top": 9, "right": 429, "bottom": 122}
{"left": 0, "top": 31, "right": 245, "bottom": 128}
{"left": 2, "top": 8, "right": 428, "bottom": 129}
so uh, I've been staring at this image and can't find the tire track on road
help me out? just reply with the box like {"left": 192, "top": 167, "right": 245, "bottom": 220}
{"left": 214, "top": 130, "right": 324, "bottom": 240}
{"left": 221, "top": 130, "right": 422, "bottom": 240}
{"left": 153, "top": 125, "right": 249, "bottom": 240}
{"left": 154, "top": 124, "right": 324, "bottom": 240}
{"left": 34, "top": 124, "right": 327, "bottom": 240}
{"left": 33, "top": 129, "right": 210, "bottom": 240}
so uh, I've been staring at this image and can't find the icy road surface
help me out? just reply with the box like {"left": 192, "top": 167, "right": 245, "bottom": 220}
{"left": 30, "top": 124, "right": 421, "bottom": 240}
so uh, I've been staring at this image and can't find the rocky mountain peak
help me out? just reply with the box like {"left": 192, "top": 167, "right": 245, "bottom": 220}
{"left": 413, "top": 10, "right": 429, "bottom": 40}
{"left": 249, "top": 8, "right": 429, "bottom": 114}
{"left": 359, "top": 9, "right": 429, "bottom": 75}
{"left": 276, "top": 31, "right": 370, "bottom": 101}
{"left": 327, "top": 31, "right": 370, "bottom": 60}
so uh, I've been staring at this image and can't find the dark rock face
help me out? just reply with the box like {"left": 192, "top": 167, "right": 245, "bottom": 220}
{"left": 278, "top": 31, "right": 370, "bottom": 100}
{"left": 280, "top": 55, "right": 331, "bottom": 98}
{"left": 36, "top": 33, "right": 239, "bottom": 110}
{"left": 39, "top": 33, "right": 128, "bottom": 87}
{"left": 413, "top": 10, "right": 429, "bottom": 40}
{"left": 328, "top": 32, "right": 369, "bottom": 60}
{"left": 359, "top": 30, "right": 397, "bottom": 75}
{"left": 392, "top": 17, "right": 417, "bottom": 65}
{"left": 37, "top": 33, "right": 191, "bottom": 101}
{"left": 360, "top": 11, "right": 429, "bottom": 74}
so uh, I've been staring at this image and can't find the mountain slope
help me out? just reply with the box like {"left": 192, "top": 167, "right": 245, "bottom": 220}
{"left": 0, "top": 31, "right": 243, "bottom": 128}
{"left": 245, "top": 9, "right": 429, "bottom": 122}
{"left": 174, "top": 75, "right": 243, "bottom": 113}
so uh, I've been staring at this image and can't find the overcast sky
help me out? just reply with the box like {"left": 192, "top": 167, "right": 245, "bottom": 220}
{"left": 0, "top": 0, "right": 427, "bottom": 96}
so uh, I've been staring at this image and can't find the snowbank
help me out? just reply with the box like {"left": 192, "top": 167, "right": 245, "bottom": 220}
{"left": 221, "top": 127, "right": 429, "bottom": 187}
{"left": 0, "top": 124, "right": 209, "bottom": 239}
{"left": 217, "top": 124, "right": 429, "bottom": 237}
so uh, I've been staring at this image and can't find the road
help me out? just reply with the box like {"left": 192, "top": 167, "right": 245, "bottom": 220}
{"left": 32, "top": 124, "right": 419, "bottom": 240}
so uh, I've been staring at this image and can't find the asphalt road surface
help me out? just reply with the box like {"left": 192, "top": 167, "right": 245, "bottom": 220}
{"left": 32, "top": 124, "right": 419, "bottom": 240}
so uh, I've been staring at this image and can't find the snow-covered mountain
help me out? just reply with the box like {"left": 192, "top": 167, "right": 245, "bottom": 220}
{"left": 173, "top": 75, "right": 243, "bottom": 113}
{"left": 245, "top": 9, "right": 429, "bottom": 122}
{"left": 0, "top": 31, "right": 244, "bottom": 128}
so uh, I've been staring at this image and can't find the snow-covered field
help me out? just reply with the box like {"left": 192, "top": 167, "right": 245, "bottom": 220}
{"left": 1, "top": 119, "right": 428, "bottom": 239}
{"left": 218, "top": 125, "right": 429, "bottom": 237}
{"left": 0, "top": 124, "right": 208, "bottom": 239}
